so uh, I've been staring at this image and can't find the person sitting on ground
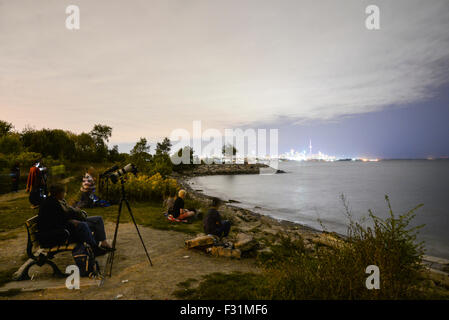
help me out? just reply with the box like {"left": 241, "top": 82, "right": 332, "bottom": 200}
{"left": 203, "top": 197, "right": 231, "bottom": 238}
{"left": 37, "top": 183, "right": 113, "bottom": 253}
{"left": 163, "top": 189, "right": 176, "bottom": 215}
{"left": 171, "top": 189, "right": 196, "bottom": 220}
{"left": 78, "top": 167, "right": 97, "bottom": 208}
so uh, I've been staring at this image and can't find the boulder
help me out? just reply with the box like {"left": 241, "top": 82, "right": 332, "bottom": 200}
{"left": 206, "top": 246, "right": 241, "bottom": 259}
{"left": 311, "top": 233, "right": 343, "bottom": 248}
{"left": 234, "top": 233, "right": 256, "bottom": 252}
{"left": 185, "top": 235, "right": 216, "bottom": 249}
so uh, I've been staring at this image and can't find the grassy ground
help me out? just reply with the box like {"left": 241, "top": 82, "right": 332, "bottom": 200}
{"left": 0, "top": 196, "right": 34, "bottom": 233}
{"left": 0, "top": 191, "right": 204, "bottom": 237}
{"left": 82, "top": 201, "right": 204, "bottom": 236}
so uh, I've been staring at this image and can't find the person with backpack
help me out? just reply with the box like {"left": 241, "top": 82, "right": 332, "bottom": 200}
{"left": 203, "top": 197, "right": 231, "bottom": 238}
{"left": 26, "top": 160, "right": 45, "bottom": 206}
{"left": 163, "top": 189, "right": 176, "bottom": 215}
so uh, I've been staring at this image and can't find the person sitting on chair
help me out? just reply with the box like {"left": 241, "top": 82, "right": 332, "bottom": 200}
{"left": 172, "top": 189, "right": 195, "bottom": 220}
{"left": 203, "top": 197, "right": 231, "bottom": 238}
{"left": 37, "top": 184, "right": 113, "bottom": 253}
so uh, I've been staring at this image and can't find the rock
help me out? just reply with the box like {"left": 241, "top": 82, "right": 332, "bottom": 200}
{"left": 206, "top": 247, "right": 241, "bottom": 259}
{"left": 234, "top": 233, "right": 256, "bottom": 252}
{"left": 311, "top": 233, "right": 343, "bottom": 248}
{"left": 256, "top": 247, "right": 272, "bottom": 257}
{"left": 185, "top": 235, "right": 216, "bottom": 249}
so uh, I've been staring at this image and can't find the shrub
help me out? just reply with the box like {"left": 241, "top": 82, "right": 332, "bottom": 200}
{"left": 260, "top": 195, "right": 426, "bottom": 299}
{"left": 98, "top": 172, "right": 179, "bottom": 202}
{"left": 0, "top": 134, "right": 23, "bottom": 155}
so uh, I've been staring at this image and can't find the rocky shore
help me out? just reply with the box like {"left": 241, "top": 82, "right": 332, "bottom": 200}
{"left": 177, "top": 170, "right": 449, "bottom": 288}
{"left": 173, "top": 163, "right": 285, "bottom": 176}
{"left": 178, "top": 176, "right": 340, "bottom": 255}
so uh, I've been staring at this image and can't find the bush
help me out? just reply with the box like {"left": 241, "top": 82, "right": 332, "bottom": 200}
{"left": 98, "top": 172, "right": 179, "bottom": 202}
{"left": 0, "top": 134, "right": 23, "bottom": 155}
{"left": 260, "top": 195, "right": 426, "bottom": 299}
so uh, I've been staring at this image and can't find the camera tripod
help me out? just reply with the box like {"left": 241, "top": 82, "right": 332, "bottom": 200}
{"left": 103, "top": 176, "right": 153, "bottom": 279}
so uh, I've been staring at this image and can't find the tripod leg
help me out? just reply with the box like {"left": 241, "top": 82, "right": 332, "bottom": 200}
{"left": 105, "top": 199, "right": 123, "bottom": 277}
{"left": 124, "top": 199, "right": 153, "bottom": 266}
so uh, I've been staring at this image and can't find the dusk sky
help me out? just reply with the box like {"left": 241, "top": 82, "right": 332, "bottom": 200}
{"left": 1, "top": 0, "right": 448, "bottom": 158}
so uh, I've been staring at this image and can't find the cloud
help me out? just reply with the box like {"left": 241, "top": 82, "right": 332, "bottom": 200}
{"left": 1, "top": 0, "right": 448, "bottom": 143}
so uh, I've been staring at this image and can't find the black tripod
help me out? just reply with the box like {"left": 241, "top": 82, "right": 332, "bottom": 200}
{"left": 104, "top": 176, "right": 153, "bottom": 278}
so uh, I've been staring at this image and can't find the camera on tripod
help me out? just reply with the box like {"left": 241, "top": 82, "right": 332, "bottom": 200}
{"left": 100, "top": 163, "right": 138, "bottom": 184}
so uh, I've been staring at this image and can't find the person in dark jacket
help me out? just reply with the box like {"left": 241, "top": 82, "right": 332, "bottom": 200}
{"left": 37, "top": 184, "right": 113, "bottom": 252}
{"left": 10, "top": 163, "right": 20, "bottom": 192}
{"left": 37, "top": 184, "right": 74, "bottom": 248}
{"left": 203, "top": 197, "right": 231, "bottom": 238}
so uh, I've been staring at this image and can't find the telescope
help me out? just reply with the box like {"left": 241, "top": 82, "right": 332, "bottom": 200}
{"left": 99, "top": 165, "right": 119, "bottom": 178}
{"left": 100, "top": 163, "right": 138, "bottom": 184}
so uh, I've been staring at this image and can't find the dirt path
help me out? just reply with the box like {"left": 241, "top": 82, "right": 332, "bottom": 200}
{"left": 0, "top": 222, "right": 259, "bottom": 300}
{"left": 0, "top": 190, "right": 28, "bottom": 202}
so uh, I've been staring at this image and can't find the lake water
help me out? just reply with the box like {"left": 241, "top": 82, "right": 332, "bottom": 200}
{"left": 188, "top": 160, "right": 449, "bottom": 259}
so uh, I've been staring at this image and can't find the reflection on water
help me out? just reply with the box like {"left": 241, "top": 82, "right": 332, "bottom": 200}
{"left": 189, "top": 160, "right": 449, "bottom": 259}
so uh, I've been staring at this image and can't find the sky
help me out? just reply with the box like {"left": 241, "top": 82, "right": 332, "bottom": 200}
{"left": 1, "top": 0, "right": 448, "bottom": 158}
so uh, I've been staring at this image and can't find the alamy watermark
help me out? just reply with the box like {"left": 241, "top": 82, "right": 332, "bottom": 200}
{"left": 365, "top": 265, "right": 380, "bottom": 290}
{"left": 65, "top": 5, "right": 80, "bottom": 30}
{"left": 65, "top": 4, "right": 380, "bottom": 31}
{"left": 169, "top": 121, "right": 279, "bottom": 172}
{"left": 65, "top": 265, "right": 80, "bottom": 290}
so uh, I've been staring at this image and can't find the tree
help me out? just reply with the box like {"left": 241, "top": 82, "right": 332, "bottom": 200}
{"left": 108, "top": 145, "right": 121, "bottom": 162}
{"left": 89, "top": 124, "right": 112, "bottom": 162}
{"left": 130, "top": 138, "right": 152, "bottom": 172}
{"left": 71, "top": 132, "right": 96, "bottom": 161}
{"left": 0, "top": 120, "right": 14, "bottom": 137}
{"left": 155, "top": 137, "right": 172, "bottom": 156}
{"left": 131, "top": 137, "right": 150, "bottom": 155}
{"left": 89, "top": 124, "right": 112, "bottom": 144}
{"left": 0, "top": 133, "right": 22, "bottom": 154}
{"left": 150, "top": 153, "right": 173, "bottom": 177}
{"left": 20, "top": 128, "right": 75, "bottom": 161}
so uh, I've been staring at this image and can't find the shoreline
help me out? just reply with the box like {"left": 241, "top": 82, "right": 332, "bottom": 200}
{"left": 181, "top": 176, "right": 322, "bottom": 234}
{"left": 175, "top": 169, "right": 449, "bottom": 278}
{"left": 176, "top": 174, "right": 336, "bottom": 254}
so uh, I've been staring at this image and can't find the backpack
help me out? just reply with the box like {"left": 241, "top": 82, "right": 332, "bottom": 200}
{"left": 72, "top": 242, "right": 101, "bottom": 278}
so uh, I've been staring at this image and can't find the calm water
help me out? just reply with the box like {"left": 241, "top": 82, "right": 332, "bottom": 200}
{"left": 189, "top": 160, "right": 449, "bottom": 259}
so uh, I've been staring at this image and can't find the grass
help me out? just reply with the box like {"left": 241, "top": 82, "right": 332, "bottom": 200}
{"left": 0, "top": 197, "right": 37, "bottom": 233}
{"left": 0, "top": 188, "right": 204, "bottom": 236}
{"left": 85, "top": 201, "right": 204, "bottom": 235}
